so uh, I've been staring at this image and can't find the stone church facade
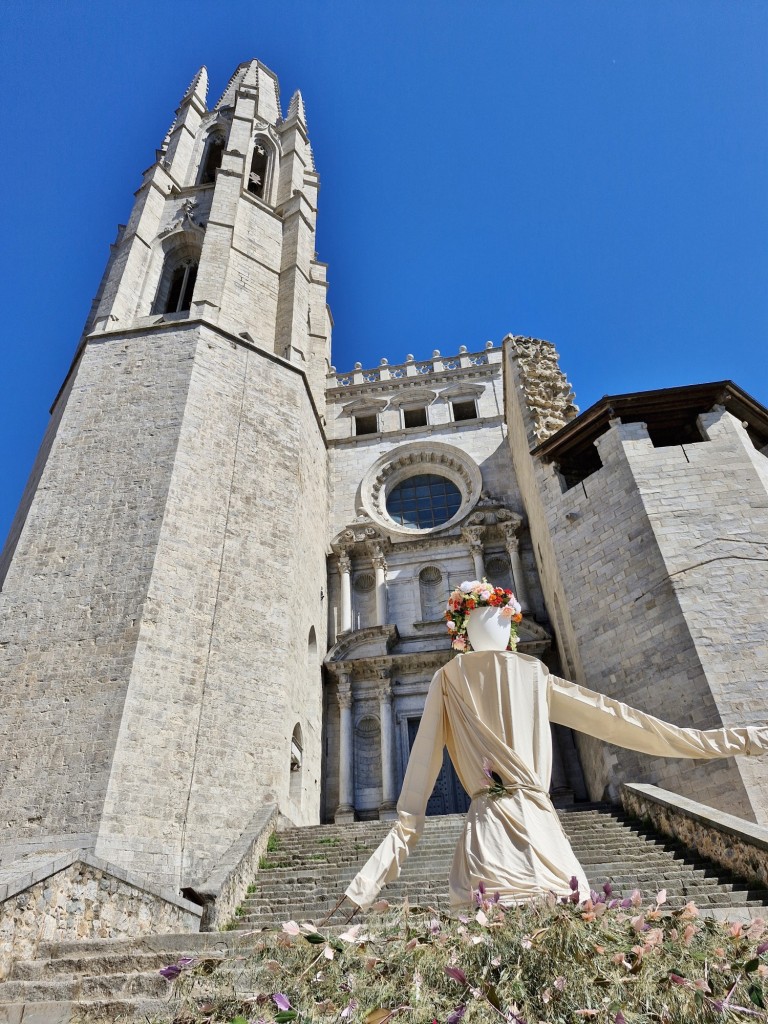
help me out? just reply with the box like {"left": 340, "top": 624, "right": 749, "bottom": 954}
{"left": 1, "top": 60, "right": 767, "bottom": 928}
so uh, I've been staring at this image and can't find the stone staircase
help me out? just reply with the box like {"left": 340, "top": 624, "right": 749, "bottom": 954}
{"left": 3, "top": 804, "right": 768, "bottom": 1023}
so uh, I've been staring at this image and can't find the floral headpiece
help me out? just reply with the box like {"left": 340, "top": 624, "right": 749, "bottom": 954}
{"left": 445, "top": 578, "right": 523, "bottom": 652}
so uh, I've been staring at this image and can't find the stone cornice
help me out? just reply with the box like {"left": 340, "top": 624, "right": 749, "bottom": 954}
{"left": 328, "top": 414, "right": 505, "bottom": 448}
{"left": 53, "top": 318, "right": 328, "bottom": 449}
{"left": 327, "top": 365, "right": 500, "bottom": 400}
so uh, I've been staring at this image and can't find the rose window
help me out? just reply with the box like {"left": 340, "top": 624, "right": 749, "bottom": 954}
{"left": 385, "top": 474, "right": 462, "bottom": 530}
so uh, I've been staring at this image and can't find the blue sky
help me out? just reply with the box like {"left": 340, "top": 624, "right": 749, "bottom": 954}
{"left": 1, "top": 1, "right": 766, "bottom": 545}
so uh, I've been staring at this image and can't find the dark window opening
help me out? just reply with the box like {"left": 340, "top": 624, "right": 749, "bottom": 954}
{"left": 199, "top": 134, "right": 225, "bottom": 185}
{"left": 556, "top": 444, "right": 604, "bottom": 491}
{"left": 639, "top": 416, "right": 706, "bottom": 448}
{"left": 164, "top": 261, "right": 198, "bottom": 314}
{"left": 403, "top": 406, "right": 428, "bottom": 429}
{"left": 355, "top": 413, "right": 378, "bottom": 436}
{"left": 248, "top": 142, "right": 269, "bottom": 198}
{"left": 452, "top": 399, "right": 477, "bottom": 421}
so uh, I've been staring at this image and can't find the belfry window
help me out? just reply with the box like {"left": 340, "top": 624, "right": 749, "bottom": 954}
{"left": 153, "top": 244, "right": 202, "bottom": 317}
{"left": 164, "top": 259, "right": 198, "bottom": 314}
{"left": 248, "top": 141, "right": 269, "bottom": 199}
{"left": 198, "top": 133, "right": 225, "bottom": 185}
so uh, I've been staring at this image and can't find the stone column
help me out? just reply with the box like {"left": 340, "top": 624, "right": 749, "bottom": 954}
{"left": 462, "top": 526, "right": 486, "bottom": 580}
{"left": 502, "top": 524, "right": 531, "bottom": 613}
{"left": 371, "top": 545, "right": 388, "bottom": 626}
{"left": 338, "top": 551, "right": 352, "bottom": 633}
{"left": 335, "top": 671, "right": 356, "bottom": 823}
{"left": 377, "top": 670, "right": 398, "bottom": 819}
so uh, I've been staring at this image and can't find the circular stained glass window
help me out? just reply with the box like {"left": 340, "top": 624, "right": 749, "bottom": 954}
{"left": 386, "top": 474, "right": 462, "bottom": 530}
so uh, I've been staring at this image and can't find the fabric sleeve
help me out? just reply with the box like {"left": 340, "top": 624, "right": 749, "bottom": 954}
{"left": 548, "top": 674, "right": 768, "bottom": 759}
{"left": 345, "top": 668, "right": 447, "bottom": 910}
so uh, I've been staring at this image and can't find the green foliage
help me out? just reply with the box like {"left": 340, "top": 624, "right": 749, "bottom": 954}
{"left": 266, "top": 832, "right": 281, "bottom": 853}
{"left": 317, "top": 837, "right": 340, "bottom": 846}
{"left": 163, "top": 893, "right": 768, "bottom": 1023}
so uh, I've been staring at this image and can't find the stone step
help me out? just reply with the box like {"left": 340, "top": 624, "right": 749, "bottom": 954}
{"left": 0, "top": 970, "right": 169, "bottom": 1003}
{"left": 4, "top": 804, "right": 768, "bottom": 1022}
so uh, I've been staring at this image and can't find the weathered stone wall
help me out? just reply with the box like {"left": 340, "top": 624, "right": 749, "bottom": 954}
{"left": 622, "top": 783, "right": 768, "bottom": 891}
{"left": 0, "top": 324, "right": 198, "bottom": 862}
{"left": 0, "top": 855, "right": 201, "bottom": 981}
{"left": 92, "top": 324, "right": 328, "bottom": 888}
{"left": 505, "top": 339, "right": 768, "bottom": 821}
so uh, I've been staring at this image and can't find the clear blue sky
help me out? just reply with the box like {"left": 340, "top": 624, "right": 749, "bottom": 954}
{"left": 1, "top": 1, "right": 766, "bottom": 545}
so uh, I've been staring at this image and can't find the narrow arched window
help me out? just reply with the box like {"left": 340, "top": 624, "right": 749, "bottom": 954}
{"left": 247, "top": 138, "right": 270, "bottom": 199}
{"left": 153, "top": 243, "right": 202, "bottom": 317}
{"left": 199, "top": 132, "right": 225, "bottom": 185}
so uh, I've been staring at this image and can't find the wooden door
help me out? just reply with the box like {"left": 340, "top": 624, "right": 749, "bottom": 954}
{"left": 407, "top": 717, "right": 471, "bottom": 816}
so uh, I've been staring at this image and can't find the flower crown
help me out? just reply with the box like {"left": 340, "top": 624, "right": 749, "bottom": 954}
{"left": 445, "top": 578, "right": 523, "bottom": 652}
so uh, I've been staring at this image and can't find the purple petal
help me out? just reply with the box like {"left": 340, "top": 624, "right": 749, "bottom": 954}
{"left": 615, "top": 1013, "right": 626, "bottom": 1024}
{"left": 478, "top": 881, "right": 486, "bottom": 896}
{"left": 447, "top": 1006, "right": 467, "bottom": 1024}
{"left": 159, "top": 965, "right": 181, "bottom": 980}
{"left": 620, "top": 898, "right": 633, "bottom": 909}
{"left": 445, "top": 966, "right": 469, "bottom": 986}
{"left": 569, "top": 876, "right": 579, "bottom": 892}
{"left": 603, "top": 882, "right": 613, "bottom": 898}
{"left": 758, "top": 941, "right": 768, "bottom": 955}
{"left": 273, "top": 993, "right": 292, "bottom": 1011}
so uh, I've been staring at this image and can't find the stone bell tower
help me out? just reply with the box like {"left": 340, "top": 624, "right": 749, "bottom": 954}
{"left": 0, "top": 62, "right": 331, "bottom": 891}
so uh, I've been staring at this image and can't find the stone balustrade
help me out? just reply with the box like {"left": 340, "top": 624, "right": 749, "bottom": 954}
{"left": 328, "top": 342, "right": 501, "bottom": 388}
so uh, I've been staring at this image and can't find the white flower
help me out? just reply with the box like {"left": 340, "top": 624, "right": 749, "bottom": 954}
{"left": 446, "top": 621, "right": 457, "bottom": 631}
{"left": 479, "top": 590, "right": 492, "bottom": 601}
{"left": 460, "top": 581, "right": 474, "bottom": 593}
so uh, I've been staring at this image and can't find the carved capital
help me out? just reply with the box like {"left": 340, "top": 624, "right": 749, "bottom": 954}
{"left": 376, "top": 668, "right": 393, "bottom": 703}
{"left": 337, "top": 551, "right": 352, "bottom": 574}
{"left": 461, "top": 525, "right": 485, "bottom": 551}
{"left": 500, "top": 520, "right": 523, "bottom": 549}
{"left": 368, "top": 542, "right": 387, "bottom": 571}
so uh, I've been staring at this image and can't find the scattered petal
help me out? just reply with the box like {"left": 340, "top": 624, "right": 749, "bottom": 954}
{"left": 339, "top": 924, "right": 363, "bottom": 943}
{"left": 323, "top": 945, "right": 335, "bottom": 960}
{"left": 447, "top": 1006, "right": 466, "bottom": 1024}
{"left": 656, "top": 888, "right": 667, "bottom": 905}
{"left": 273, "top": 993, "right": 292, "bottom": 1011}
{"left": 281, "top": 920, "right": 301, "bottom": 935}
{"left": 371, "top": 899, "right": 390, "bottom": 913}
{"left": 476, "top": 909, "right": 488, "bottom": 927}
{"left": 446, "top": 966, "right": 469, "bottom": 986}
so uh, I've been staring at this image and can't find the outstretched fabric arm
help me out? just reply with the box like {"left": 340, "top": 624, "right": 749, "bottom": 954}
{"left": 345, "top": 668, "right": 447, "bottom": 911}
{"left": 548, "top": 675, "right": 768, "bottom": 758}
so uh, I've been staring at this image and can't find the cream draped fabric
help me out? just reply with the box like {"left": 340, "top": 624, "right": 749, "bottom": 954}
{"left": 345, "top": 651, "right": 768, "bottom": 910}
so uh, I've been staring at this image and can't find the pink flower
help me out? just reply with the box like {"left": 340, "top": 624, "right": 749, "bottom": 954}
{"left": 447, "top": 621, "right": 457, "bottom": 632}
{"left": 452, "top": 635, "right": 467, "bottom": 651}
{"left": 499, "top": 606, "right": 514, "bottom": 619}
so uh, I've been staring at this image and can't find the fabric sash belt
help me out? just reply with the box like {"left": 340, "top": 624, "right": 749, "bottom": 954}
{"left": 471, "top": 780, "right": 550, "bottom": 800}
